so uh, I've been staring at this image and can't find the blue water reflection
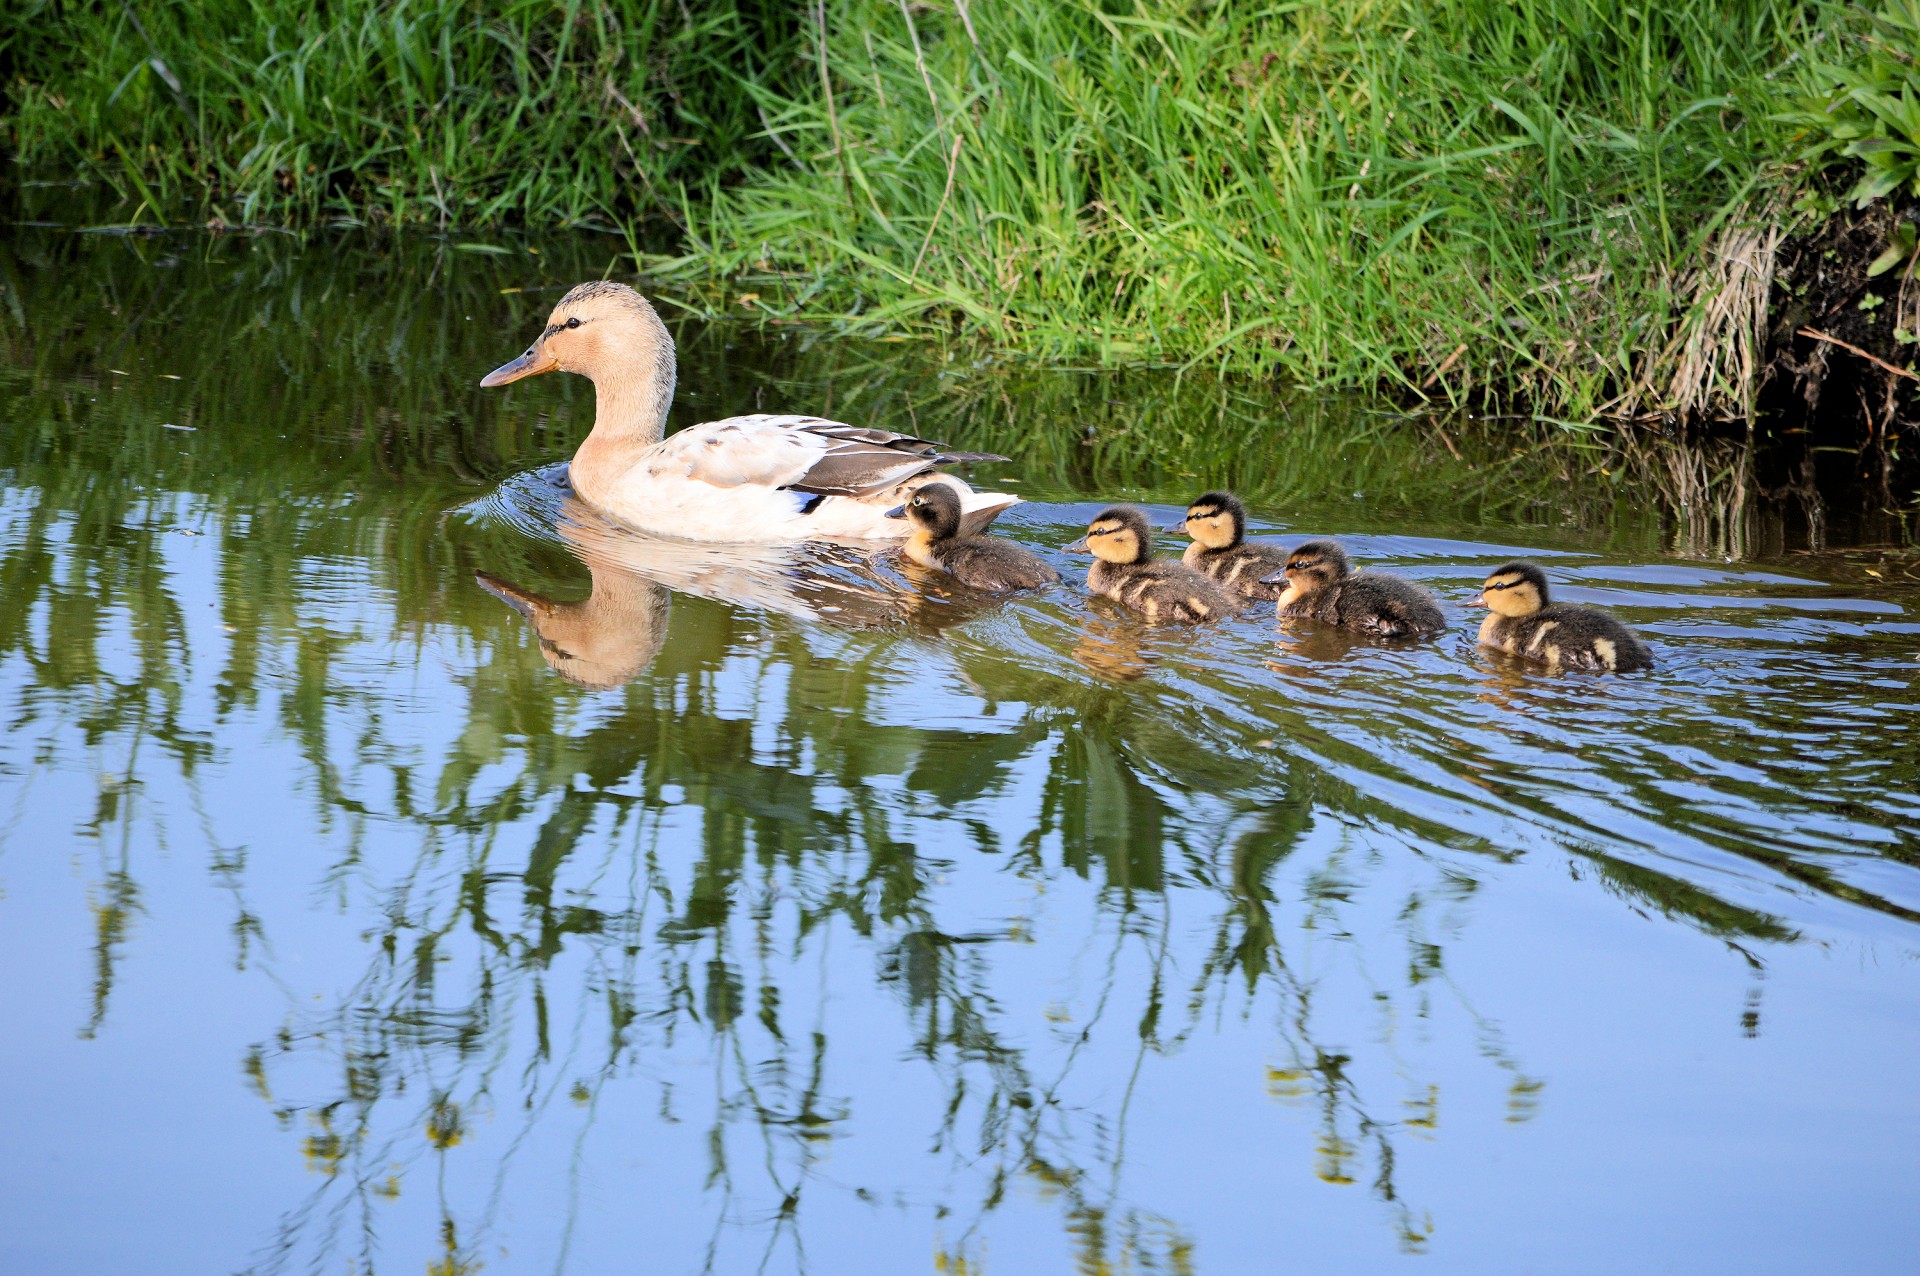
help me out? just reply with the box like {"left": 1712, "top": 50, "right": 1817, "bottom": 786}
{"left": 1, "top": 226, "right": 1917, "bottom": 1274}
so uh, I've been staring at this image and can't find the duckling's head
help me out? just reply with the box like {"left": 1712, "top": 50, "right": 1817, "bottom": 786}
{"left": 1066, "top": 506, "right": 1153, "bottom": 565}
{"left": 1278, "top": 539, "right": 1350, "bottom": 594}
{"left": 481, "top": 280, "right": 674, "bottom": 390}
{"left": 1173, "top": 491, "right": 1245, "bottom": 550}
{"left": 886, "top": 482, "right": 964, "bottom": 539}
{"left": 1482, "top": 561, "right": 1549, "bottom": 617}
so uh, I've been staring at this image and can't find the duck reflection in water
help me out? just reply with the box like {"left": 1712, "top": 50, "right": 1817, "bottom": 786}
{"left": 1071, "top": 614, "right": 1158, "bottom": 683}
{"left": 476, "top": 568, "right": 668, "bottom": 691}
{"left": 1268, "top": 618, "right": 1437, "bottom": 671}
{"left": 477, "top": 494, "right": 981, "bottom": 688}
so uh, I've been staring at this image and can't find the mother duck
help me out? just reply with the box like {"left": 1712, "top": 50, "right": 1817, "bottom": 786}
{"left": 481, "top": 281, "right": 1018, "bottom": 541}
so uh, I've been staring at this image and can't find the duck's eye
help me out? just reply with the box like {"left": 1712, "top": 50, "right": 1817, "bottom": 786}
{"left": 564, "top": 317, "right": 582, "bottom": 330}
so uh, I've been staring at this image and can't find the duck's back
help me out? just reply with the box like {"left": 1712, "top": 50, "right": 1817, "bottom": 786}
{"left": 1481, "top": 604, "right": 1652, "bottom": 671}
{"left": 935, "top": 537, "right": 1060, "bottom": 591}
{"left": 1091, "top": 559, "right": 1235, "bottom": 623}
{"left": 1331, "top": 571, "right": 1445, "bottom": 637}
{"left": 1532, "top": 603, "right": 1653, "bottom": 671}
{"left": 587, "top": 415, "right": 1016, "bottom": 541}
{"left": 1189, "top": 542, "right": 1290, "bottom": 600}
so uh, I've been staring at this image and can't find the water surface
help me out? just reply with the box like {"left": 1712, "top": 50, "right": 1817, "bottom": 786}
{"left": 2, "top": 228, "right": 1917, "bottom": 1274}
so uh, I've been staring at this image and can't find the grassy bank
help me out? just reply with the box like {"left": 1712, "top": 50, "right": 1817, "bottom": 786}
{"left": 3, "top": 0, "right": 1912, "bottom": 424}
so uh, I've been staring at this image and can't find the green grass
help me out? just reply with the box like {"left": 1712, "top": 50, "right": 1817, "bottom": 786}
{"left": 654, "top": 0, "right": 1809, "bottom": 420}
{"left": 1, "top": 0, "right": 803, "bottom": 227}
{"left": 2, "top": 0, "right": 1905, "bottom": 421}
{"left": 1784, "top": 0, "right": 1920, "bottom": 279}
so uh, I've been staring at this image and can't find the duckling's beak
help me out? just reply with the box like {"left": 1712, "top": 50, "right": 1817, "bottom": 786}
{"left": 1065, "top": 537, "right": 1091, "bottom": 554}
{"left": 475, "top": 571, "right": 556, "bottom": 619}
{"left": 1259, "top": 569, "right": 1287, "bottom": 585}
{"left": 480, "top": 340, "right": 558, "bottom": 387}
{"left": 1166, "top": 520, "right": 1189, "bottom": 535}
{"left": 884, "top": 505, "right": 908, "bottom": 519}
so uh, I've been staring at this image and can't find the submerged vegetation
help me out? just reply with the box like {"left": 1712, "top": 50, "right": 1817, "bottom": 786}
{"left": 2, "top": 0, "right": 1917, "bottom": 436}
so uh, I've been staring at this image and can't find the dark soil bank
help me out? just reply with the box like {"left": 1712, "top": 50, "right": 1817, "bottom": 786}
{"left": 1762, "top": 199, "right": 1920, "bottom": 503}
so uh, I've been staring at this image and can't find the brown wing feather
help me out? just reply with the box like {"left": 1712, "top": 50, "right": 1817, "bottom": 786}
{"left": 782, "top": 420, "right": 1008, "bottom": 496}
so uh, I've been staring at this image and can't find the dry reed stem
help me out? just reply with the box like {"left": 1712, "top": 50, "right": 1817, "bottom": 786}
{"left": 816, "top": 1, "right": 851, "bottom": 205}
{"left": 911, "top": 132, "right": 966, "bottom": 281}
{"left": 1649, "top": 210, "right": 1782, "bottom": 421}
{"left": 1798, "top": 327, "right": 1920, "bottom": 381}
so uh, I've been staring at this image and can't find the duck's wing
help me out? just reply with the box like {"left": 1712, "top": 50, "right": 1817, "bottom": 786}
{"left": 661, "top": 414, "right": 1007, "bottom": 496}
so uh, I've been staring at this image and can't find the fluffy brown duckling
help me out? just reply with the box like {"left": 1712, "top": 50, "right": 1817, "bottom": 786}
{"left": 886, "top": 483, "right": 1060, "bottom": 591}
{"left": 1478, "top": 561, "right": 1654, "bottom": 672}
{"left": 1170, "top": 491, "right": 1290, "bottom": 600}
{"left": 1261, "top": 539, "right": 1444, "bottom": 637}
{"left": 1067, "top": 505, "right": 1236, "bottom": 623}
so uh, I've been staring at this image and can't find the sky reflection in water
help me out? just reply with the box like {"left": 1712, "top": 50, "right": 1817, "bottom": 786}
{"left": 1, "top": 227, "right": 1917, "bottom": 1274}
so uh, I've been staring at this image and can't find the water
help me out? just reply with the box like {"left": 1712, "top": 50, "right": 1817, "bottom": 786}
{"left": 2, "top": 226, "right": 1917, "bottom": 1274}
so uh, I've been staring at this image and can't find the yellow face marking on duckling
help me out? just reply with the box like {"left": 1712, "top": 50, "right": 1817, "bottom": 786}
{"left": 1282, "top": 558, "right": 1328, "bottom": 596}
{"left": 1482, "top": 573, "right": 1542, "bottom": 618}
{"left": 1085, "top": 521, "right": 1140, "bottom": 564}
{"left": 1182, "top": 506, "right": 1236, "bottom": 550}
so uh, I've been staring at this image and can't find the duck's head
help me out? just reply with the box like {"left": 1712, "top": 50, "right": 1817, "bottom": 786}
{"left": 1482, "top": 561, "right": 1549, "bottom": 617}
{"left": 481, "top": 280, "right": 673, "bottom": 388}
{"left": 1171, "top": 491, "right": 1244, "bottom": 550}
{"left": 1066, "top": 505, "right": 1153, "bottom": 565}
{"left": 1268, "top": 539, "right": 1350, "bottom": 594}
{"left": 886, "top": 482, "right": 964, "bottom": 539}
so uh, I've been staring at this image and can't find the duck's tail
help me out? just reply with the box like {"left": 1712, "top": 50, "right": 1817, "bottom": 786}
{"left": 958, "top": 490, "right": 1020, "bottom": 537}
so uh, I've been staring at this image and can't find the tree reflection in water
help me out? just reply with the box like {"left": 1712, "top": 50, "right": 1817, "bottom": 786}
{"left": 4, "top": 224, "right": 1916, "bottom": 1274}
{"left": 174, "top": 488, "right": 1536, "bottom": 1269}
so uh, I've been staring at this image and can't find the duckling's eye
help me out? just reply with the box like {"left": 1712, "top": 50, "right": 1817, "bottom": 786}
{"left": 564, "top": 317, "right": 582, "bottom": 330}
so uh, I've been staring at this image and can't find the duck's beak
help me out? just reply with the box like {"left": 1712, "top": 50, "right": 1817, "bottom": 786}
{"left": 884, "top": 505, "right": 908, "bottom": 519}
{"left": 1065, "top": 537, "right": 1090, "bottom": 553}
{"left": 480, "top": 340, "right": 558, "bottom": 388}
{"left": 1166, "top": 520, "right": 1189, "bottom": 535}
{"left": 1258, "top": 569, "right": 1288, "bottom": 586}
{"left": 475, "top": 571, "right": 556, "bottom": 620}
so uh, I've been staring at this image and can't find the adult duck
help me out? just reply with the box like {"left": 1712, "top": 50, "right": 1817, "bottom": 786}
{"left": 481, "top": 281, "right": 1018, "bottom": 541}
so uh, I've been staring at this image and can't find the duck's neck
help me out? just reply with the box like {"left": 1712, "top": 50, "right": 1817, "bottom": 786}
{"left": 570, "top": 321, "right": 678, "bottom": 501}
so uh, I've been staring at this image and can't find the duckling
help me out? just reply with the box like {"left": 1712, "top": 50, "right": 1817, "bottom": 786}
{"left": 1066, "top": 505, "right": 1236, "bottom": 624}
{"left": 1261, "top": 539, "right": 1444, "bottom": 637}
{"left": 1171, "top": 490, "right": 1290, "bottom": 601}
{"left": 886, "top": 483, "right": 1060, "bottom": 591}
{"left": 1477, "top": 561, "right": 1654, "bottom": 672}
